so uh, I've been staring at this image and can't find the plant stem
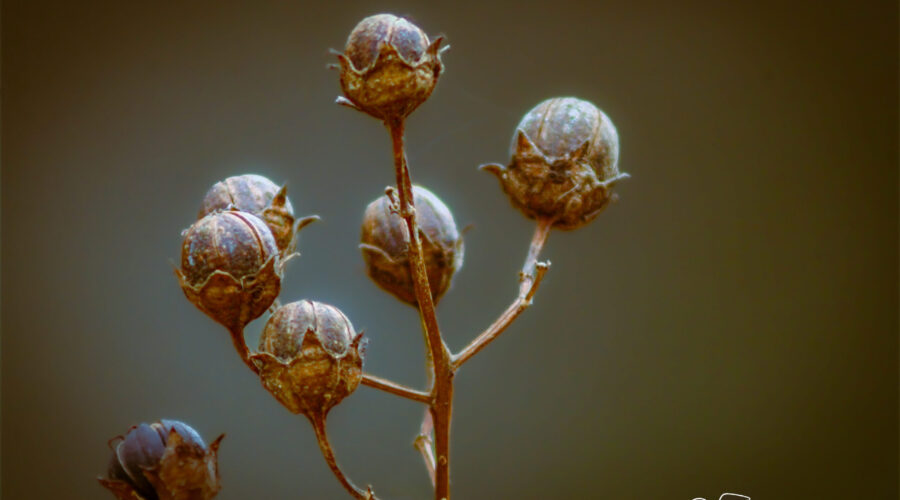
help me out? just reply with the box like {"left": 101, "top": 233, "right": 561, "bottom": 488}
{"left": 451, "top": 217, "right": 553, "bottom": 368}
{"left": 517, "top": 217, "right": 553, "bottom": 299}
{"left": 311, "top": 414, "right": 374, "bottom": 500}
{"left": 228, "top": 327, "right": 259, "bottom": 375}
{"left": 414, "top": 411, "right": 437, "bottom": 487}
{"left": 361, "top": 373, "right": 432, "bottom": 404}
{"left": 387, "top": 118, "right": 454, "bottom": 500}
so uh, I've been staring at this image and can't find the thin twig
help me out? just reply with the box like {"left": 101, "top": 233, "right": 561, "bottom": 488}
{"left": 361, "top": 373, "right": 432, "bottom": 404}
{"left": 416, "top": 339, "right": 437, "bottom": 487}
{"left": 517, "top": 217, "right": 553, "bottom": 300}
{"left": 451, "top": 217, "right": 553, "bottom": 369}
{"left": 311, "top": 414, "right": 375, "bottom": 500}
{"left": 414, "top": 410, "right": 437, "bottom": 487}
{"left": 228, "top": 327, "right": 260, "bottom": 375}
{"left": 387, "top": 118, "right": 454, "bottom": 500}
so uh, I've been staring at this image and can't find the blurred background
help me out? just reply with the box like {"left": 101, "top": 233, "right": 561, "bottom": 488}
{"left": 2, "top": 1, "right": 897, "bottom": 498}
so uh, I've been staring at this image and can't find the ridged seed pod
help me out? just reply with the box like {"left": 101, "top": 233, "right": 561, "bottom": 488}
{"left": 360, "top": 185, "right": 463, "bottom": 306}
{"left": 98, "top": 419, "right": 223, "bottom": 500}
{"left": 176, "top": 210, "right": 281, "bottom": 332}
{"left": 198, "top": 174, "right": 297, "bottom": 255}
{"left": 250, "top": 300, "right": 366, "bottom": 417}
{"left": 483, "top": 97, "right": 628, "bottom": 230}
{"left": 336, "top": 13, "right": 444, "bottom": 121}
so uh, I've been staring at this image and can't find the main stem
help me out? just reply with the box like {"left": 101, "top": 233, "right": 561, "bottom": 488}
{"left": 387, "top": 118, "right": 453, "bottom": 500}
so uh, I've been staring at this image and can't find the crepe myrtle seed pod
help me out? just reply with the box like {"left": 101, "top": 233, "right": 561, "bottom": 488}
{"left": 360, "top": 185, "right": 463, "bottom": 306}
{"left": 335, "top": 13, "right": 445, "bottom": 121}
{"left": 198, "top": 174, "right": 298, "bottom": 254}
{"left": 482, "top": 97, "right": 629, "bottom": 230}
{"left": 98, "top": 419, "right": 223, "bottom": 500}
{"left": 250, "top": 300, "right": 366, "bottom": 417}
{"left": 176, "top": 210, "right": 281, "bottom": 332}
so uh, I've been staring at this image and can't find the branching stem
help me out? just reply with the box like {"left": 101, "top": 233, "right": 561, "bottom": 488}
{"left": 518, "top": 217, "right": 554, "bottom": 299}
{"left": 387, "top": 118, "right": 454, "bottom": 500}
{"left": 311, "top": 414, "right": 375, "bottom": 500}
{"left": 361, "top": 373, "right": 432, "bottom": 404}
{"left": 228, "top": 327, "right": 259, "bottom": 375}
{"left": 451, "top": 217, "right": 553, "bottom": 368}
{"left": 348, "top": 118, "right": 553, "bottom": 500}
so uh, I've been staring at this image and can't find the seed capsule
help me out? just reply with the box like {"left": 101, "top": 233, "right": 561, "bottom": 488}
{"left": 199, "top": 174, "right": 297, "bottom": 255}
{"left": 250, "top": 300, "right": 366, "bottom": 417}
{"left": 336, "top": 13, "right": 444, "bottom": 121}
{"left": 483, "top": 97, "right": 628, "bottom": 230}
{"left": 176, "top": 210, "right": 281, "bottom": 332}
{"left": 360, "top": 186, "right": 463, "bottom": 306}
{"left": 99, "top": 419, "right": 223, "bottom": 500}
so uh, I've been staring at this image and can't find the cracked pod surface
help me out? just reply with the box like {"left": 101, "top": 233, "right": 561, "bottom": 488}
{"left": 484, "top": 97, "right": 628, "bottom": 230}
{"left": 199, "top": 174, "right": 296, "bottom": 255}
{"left": 251, "top": 300, "right": 366, "bottom": 417}
{"left": 336, "top": 13, "right": 444, "bottom": 121}
{"left": 360, "top": 185, "right": 463, "bottom": 306}
{"left": 177, "top": 210, "right": 281, "bottom": 332}
{"left": 99, "top": 419, "right": 223, "bottom": 500}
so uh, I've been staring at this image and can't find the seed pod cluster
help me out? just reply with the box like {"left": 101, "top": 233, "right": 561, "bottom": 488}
{"left": 99, "top": 419, "right": 223, "bottom": 500}
{"left": 336, "top": 13, "right": 444, "bottom": 121}
{"left": 251, "top": 300, "right": 366, "bottom": 417}
{"left": 360, "top": 185, "right": 463, "bottom": 306}
{"left": 176, "top": 210, "right": 281, "bottom": 332}
{"left": 483, "top": 97, "right": 628, "bottom": 230}
{"left": 199, "top": 174, "right": 297, "bottom": 255}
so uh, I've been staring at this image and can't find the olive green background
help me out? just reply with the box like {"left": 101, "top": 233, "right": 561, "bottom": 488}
{"left": 2, "top": 1, "right": 897, "bottom": 498}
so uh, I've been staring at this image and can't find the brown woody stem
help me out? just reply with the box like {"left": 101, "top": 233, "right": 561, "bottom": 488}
{"left": 311, "top": 414, "right": 375, "bottom": 500}
{"left": 228, "top": 327, "right": 259, "bottom": 375}
{"left": 361, "top": 373, "right": 432, "bottom": 404}
{"left": 451, "top": 217, "right": 553, "bottom": 368}
{"left": 387, "top": 118, "right": 454, "bottom": 500}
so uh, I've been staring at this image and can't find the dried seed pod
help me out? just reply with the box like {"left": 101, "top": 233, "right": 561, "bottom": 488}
{"left": 483, "top": 97, "right": 628, "bottom": 230}
{"left": 176, "top": 210, "right": 281, "bottom": 332}
{"left": 336, "top": 13, "right": 444, "bottom": 121}
{"left": 98, "top": 419, "right": 223, "bottom": 500}
{"left": 360, "top": 185, "right": 463, "bottom": 306}
{"left": 250, "top": 300, "right": 366, "bottom": 417}
{"left": 198, "top": 174, "right": 297, "bottom": 254}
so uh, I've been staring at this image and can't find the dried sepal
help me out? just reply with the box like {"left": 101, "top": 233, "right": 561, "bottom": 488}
{"left": 99, "top": 420, "right": 223, "bottom": 500}
{"left": 336, "top": 13, "right": 444, "bottom": 121}
{"left": 250, "top": 339, "right": 365, "bottom": 416}
{"left": 177, "top": 255, "right": 281, "bottom": 332}
{"left": 145, "top": 431, "right": 224, "bottom": 500}
{"left": 485, "top": 97, "right": 628, "bottom": 230}
{"left": 177, "top": 211, "right": 282, "bottom": 332}
{"left": 261, "top": 185, "right": 296, "bottom": 254}
{"left": 360, "top": 185, "right": 463, "bottom": 305}
{"left": 251, "top": 301, "right": 366, "bottom": 417}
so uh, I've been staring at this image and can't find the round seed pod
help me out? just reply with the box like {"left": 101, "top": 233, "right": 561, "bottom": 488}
{"left": 483, "top": 97, "right": 628, "bottom": 230}
{"left": 250, "top": 300, "right": 366, "bottom": 417}
{"left": 199, "top": 174, "right": 296, "bottom": 254}
{"left": 176, "top": 210, "right": 281, "bottom": 332}
{"left": 336, "top": 13, "right": 444, "bottom": 121}
{"left": 360, "top": 185, "right": 463, "bottom": 306}
{"left": 99, "top": 419, "right": 223, "bottom": 500}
